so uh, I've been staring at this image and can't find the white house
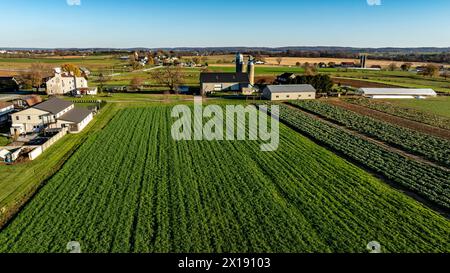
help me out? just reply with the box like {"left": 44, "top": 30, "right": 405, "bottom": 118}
{"left": 46, "top": 73, "right": 88, "bottom": 95}
{"left": 358, "top": 88, "right": 437, "bottom": 99}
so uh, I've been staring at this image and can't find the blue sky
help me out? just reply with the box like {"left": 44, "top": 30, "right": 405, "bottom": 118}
{"left": 1, "top": 0, "right": 449, "bottom": 48}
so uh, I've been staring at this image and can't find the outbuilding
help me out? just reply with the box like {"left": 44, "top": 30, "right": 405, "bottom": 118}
{"left": 57, "top": 108, "right": 93, "bottom": 133}
{"left": 262, "top": 84, "right": 317, "bottom": 101}
{"left": 358, "top": 88, "right": 437, "bottom": 99}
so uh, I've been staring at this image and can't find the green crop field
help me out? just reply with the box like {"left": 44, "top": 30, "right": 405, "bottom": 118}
{"left": 0, "top": 105, "right": 449, "bottom": 253}
{"left": 345, "top": 98, "right": 450, "bottom": 129}
{"left": 289, "top": 100, "right": 450, "bottom": 168}
{"left": 381, "top": 97, "right": 450, "bottom": 118}
{"left": 268, "top": 103, "right": 450, "bottom": 210}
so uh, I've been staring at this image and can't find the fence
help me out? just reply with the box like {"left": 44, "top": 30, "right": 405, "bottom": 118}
{"left": 28, "top": 128, "right": 68, "bottom": 160}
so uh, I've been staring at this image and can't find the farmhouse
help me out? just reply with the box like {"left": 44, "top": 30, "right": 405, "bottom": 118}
{"left": 46, "top": 69, "right": 97, "bottom": 96}
{"left": 263, "top": 84, "right": 317, "bottom": 101}
{"left": 358, "top": 88, "right": 437, "bottom": 99}
{"left": 200, "top": 53, "right": 255, "bottom": 95}
{"left": 10, "top": 98, "right": 93, "bottom": 135}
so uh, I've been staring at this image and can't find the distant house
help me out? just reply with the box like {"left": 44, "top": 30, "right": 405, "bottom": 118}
{"left": 80, "top": 67, "right": 91, "bottom": 78}
{"left": 358, "top": 88, "right": 437, "bottom": 99}
{"left": 263, "top": 84, "right": 317, "bottom": 101}
{"left": 276, "top": 73, "right": 296, "bottom": 84}
{"left": 46, "top": 73, "right": 88, "bottom": 95}
{"left": 10, "top": 98, "right": 93, "bottom": 135}
{"left": 0, "top": 102, "right": 14, "bottom": 124}
{"left": 45, "top": 68, "right": 96, "bottom": 96}
{"left": 0, "top": 77, "right": 20, "bottom": 92}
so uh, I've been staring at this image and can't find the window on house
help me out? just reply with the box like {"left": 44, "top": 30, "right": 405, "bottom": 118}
{"left": 16, "top": 116, "right": 19, "bottom": 121}
{"left": 27, "top": 116, "right": 31, "bottom": 120}
{"left": 276, "top": 95, "right": 279, "bottom": 98}
{"left": 286, "top": 95, "right": 290, "bottom": 98}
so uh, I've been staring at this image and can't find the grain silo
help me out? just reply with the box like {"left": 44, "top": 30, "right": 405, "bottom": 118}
{"left": 247, "top": 57, "right": 255, "bottom": 85}
{"left": 360, "top": 54, "right": 368, "bottom": 68}
{"left": 236, "top": 53, "right": 244, "bottom": 73}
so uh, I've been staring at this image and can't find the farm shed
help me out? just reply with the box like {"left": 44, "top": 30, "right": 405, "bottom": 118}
{"left": 263, "top": 84, "right": 317, "bottom": 101}
{"left": 358, "top": 88, "right": 437, "bottom": 99}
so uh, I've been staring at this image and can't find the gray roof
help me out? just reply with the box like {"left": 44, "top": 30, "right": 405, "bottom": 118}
{"left": 34, "top": 98, "right": 73, "bottom": 114}
{"left": 265, "top": 84, "right": 316, "bottom": 93}
{"left": 359, "top": 88, "right": 437, "bottom": 96}
{"left": 200, "top": 72, "right": 249, "bottom": 84}
{"left": 59, "top": 108, "right": 92, "bottom": 123}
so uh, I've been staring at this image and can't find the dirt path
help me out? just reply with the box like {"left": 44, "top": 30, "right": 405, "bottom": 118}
{"left": 326, "top": 99, "right": 450, "bottom": 140}
{"left": 284, "top": 103, "right": 449, "bottom": 172}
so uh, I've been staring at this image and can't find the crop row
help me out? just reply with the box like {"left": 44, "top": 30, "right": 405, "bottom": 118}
{"left": 264, "top": 103, "right": 450, "bottom": 210}
{"left": 288, "top": 100, "right": 450, "bottom": 168}
{"left": 0, "top": 106, "right": 449, "bottom": 253}
{"left": 345, "top": 98, "right": 450, "bottom": 130}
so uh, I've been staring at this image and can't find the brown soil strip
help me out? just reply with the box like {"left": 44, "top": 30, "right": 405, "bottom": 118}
{"left": 326, "top": 99, "right": 450, "bottom": 140}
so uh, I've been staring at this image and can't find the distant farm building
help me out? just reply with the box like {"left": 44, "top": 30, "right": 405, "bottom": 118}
{"left": 276, "top": 73, "right": 296, "bottom": 84}
{"left": 263, "top": 84, "right": 317, "bottom": 101}
{"left": 358, "top": 88, "right": 437, "bottom": 99}
{"left": 12, "top": 95, "right": 42, "bottom": 108}
{"left": 0, "top": 77, "right": 20, "bottom": 92}
{"left": 200, "top": 53, "right": 255, "bottom": 95}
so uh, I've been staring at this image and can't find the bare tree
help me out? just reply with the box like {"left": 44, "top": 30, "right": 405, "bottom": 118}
{"left": 97, "top": 73, "right": 111, "bottom": 94}
{"left": 400, "top": 63, "right": 413, "bottom": 71}
{"left": 130, "top": 77, "right": 145, "bottom": 91}
{"left": 20, "top": 63, "right": 52, "bottom": 92}
{"left": 150, "top": 66, "right": 185, "bottom": 93}
{"left": 276, "top": 57, "right": 283, "bottom": 66}
{"left": 387, "top": 63, "right": 398, "bottom": 71}
{"left": 303, "top": 62, "right": 318, "bottom": 76}
{"left": 422, "top": 64, "right": 440, "bottom": 77}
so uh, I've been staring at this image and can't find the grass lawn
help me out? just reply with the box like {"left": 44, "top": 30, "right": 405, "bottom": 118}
{"left": 0, "top": 136, "right": 10, "bottom": 146}
{"left": 0, "top": 103, "right": 119, "bottom": 226}
{"left": 381, "top": 97, "right": 450, "bottom": 118}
